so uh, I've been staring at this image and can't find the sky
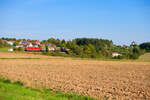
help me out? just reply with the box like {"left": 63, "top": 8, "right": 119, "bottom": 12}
{"left": 0, "top": 0, "right": 150, "bottom": 45}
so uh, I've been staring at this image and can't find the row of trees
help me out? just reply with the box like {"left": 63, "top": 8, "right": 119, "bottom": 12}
{"left": 139, "top": 42, "right": 150, "bottom": 52}
{"left": 42, "top": 38, "right": 146, "bottom": 59}
{"left": 0, "top": 39, "right": 11, "bottom": 48}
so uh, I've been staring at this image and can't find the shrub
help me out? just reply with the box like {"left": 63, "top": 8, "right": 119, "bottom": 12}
{"left": 13, "top": 81, "right": 24, "bottom": 86}
{"left": 3, "top": 79, "right": 11, "bottom": 83}
{"left": 113, "top": 55, "right": 124, "bottom": 59}
{"left": 129, "top": 53, "right": 139, "bottom": 59}
{"left": 13, "top": 47, "right": 24, "bottom": 52}
{"left": 18, "top": 47, "right": 24, "bottom": 51}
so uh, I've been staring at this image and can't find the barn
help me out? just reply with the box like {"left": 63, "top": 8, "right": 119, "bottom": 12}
{"left": 25, "top": 47, "right": 41, "bottom": 52}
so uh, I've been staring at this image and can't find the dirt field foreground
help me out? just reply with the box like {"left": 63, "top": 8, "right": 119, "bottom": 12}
{"left": 0, "top": 52, "right": 150, "bottom": 100}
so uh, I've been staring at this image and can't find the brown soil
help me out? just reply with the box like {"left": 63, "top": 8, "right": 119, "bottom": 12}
{"left": 0, "top": 52, "right": 150, "bottom": 100}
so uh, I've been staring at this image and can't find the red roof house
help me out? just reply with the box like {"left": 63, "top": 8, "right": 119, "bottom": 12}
{"left": 25, "top": 47, "right": 41, "bottom": 51}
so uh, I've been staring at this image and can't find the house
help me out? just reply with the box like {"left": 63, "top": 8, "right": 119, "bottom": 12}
{"left": 8, "top": 48, "right": 13, "bottom": 52}
{"left": 112, "top": 52, "right": 122, "bottom": 57}
{"left": 21, "top": 40, "right": 28, "bottom": 45}
{"left": 35, "top": 40, "right": 40, "bottom": 45}
{"left": 16, "top": 44, "right": 24, "bottom": 48}
{"left": 52, "top": 45, "right": 56, "bottom": 48}
{"left": 7, "top": 41, "right": 14, "bottom": 46}
{"left": 40, "top": 44, "right": 46, "bottom": 52}
{"left": 41, "top": 47, "right": 46, "bottom": 52}
{"left": 28, "top": 43, "right": 33, "bottom": 47}
{"left": 45, "top": 43, "right": 51, "bottom": 47}
{"left": 48, "top": 47, "right": 55, "bottom": 51}
{"left": 3, "top": 40, "right": 7, "bottom": 43}
{"left": 121, "top": 45, "right": 128, "bottom": 49}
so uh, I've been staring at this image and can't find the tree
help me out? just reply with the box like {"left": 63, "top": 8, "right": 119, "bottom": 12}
{"left": 46, "top": 46, "right": 49, "bottom": 53}
{"left": 13, "top": 41, "right": 19, "bottom": 46}
{"left": 48, "top": 38, "right": 55, "bottom": 44}
{"left": 129, "top": 46, "right": 142, "bottom": 59}
{"left": 0, "top": 39, "right": 11, "bottom": 48}
{"left": 0, "top": 39, "right": 4, "bottom": 48}
{"left": 18, "top": 47, "right": 24, "bottom": 52}
{"left": 139, "top": 42, "right": 150, "bottom": 52}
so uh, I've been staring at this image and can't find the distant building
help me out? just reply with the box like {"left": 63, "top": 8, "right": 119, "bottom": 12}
{"left": 28, "top": 43, "right": 33, "bottom": 47}
{"left": 45, "top": 43, "right": 51, "bottom": 47}
{"left": 7, "top": 41, "right": 14, "bottom": 46}
{"left": 48, "top": 47, "right": 55, "bottom": 51}
{"left": 16, "top": 44, "right": 24, "bottom": 48}
{"left": 52, "top": 45, "right": 56, "bottom": 48}
{"left": 25, "top": 47, "right": 41, "bottom": 52}
{"left": 3, "top": 40, "right": 7, "bottom": 43}
{"left": 35, "top": 40, "right": 40, "bottom": 45}
{"left": 121, "top": 45, "right": 128, "bottom": 49}
{"left": 21, "top": 40, "right": 28, "bottom": 45}
{"left": 112, "top": 52, "right": 122, "bottom": 57}
{"left": 131, "top": 41, "right": 136, "bottom": 46}
{"left": 8, "top": 48, "right": 13, "bottom": 52}
{"left": 41, "top": 47, "right": 46, "bottom": 52}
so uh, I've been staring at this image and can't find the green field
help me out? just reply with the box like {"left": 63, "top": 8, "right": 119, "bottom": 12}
{"left": 0, "top": 78, "right": 97, "bottom": 100}
{"left": 0, "top": 48, "right": 9, "bottom": 52}
{"left": 139, "top": 53, "right": 150, "bottom": 61}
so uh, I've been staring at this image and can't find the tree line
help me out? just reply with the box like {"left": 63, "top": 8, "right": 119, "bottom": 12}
{"left": 0, "top": 37, "right": 150, "bottom": 59}
{"left": 0, "top": 39, "right": 11, "bottom": 48}
{"left": 42, "top": 38, "right": 148, "bottom": 59}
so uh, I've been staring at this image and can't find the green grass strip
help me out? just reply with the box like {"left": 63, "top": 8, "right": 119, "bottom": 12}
{"left": 0, "top": 77, "right": 98, "bottom": 100}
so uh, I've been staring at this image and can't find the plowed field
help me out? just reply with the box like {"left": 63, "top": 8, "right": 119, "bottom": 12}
{"left": 0, "top": 52, "right": 150, "bottom": 100}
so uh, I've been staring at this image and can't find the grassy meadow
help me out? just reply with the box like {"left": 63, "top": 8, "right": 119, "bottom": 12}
{"left": 0, "top": 78, "right": 97, "bottom": 100}
{"left": 0, "top": 48, "right": 9, "bottom": 52}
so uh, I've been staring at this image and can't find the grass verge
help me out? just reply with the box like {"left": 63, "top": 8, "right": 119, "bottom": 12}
{"left": 0, "top": 48, "right": 9, "bottom": 52}
{"left": 0, "top": 58, "right": 40, "bottom": 60}
{"left": 0, "top": 77, "right": 97, "bottom": 100}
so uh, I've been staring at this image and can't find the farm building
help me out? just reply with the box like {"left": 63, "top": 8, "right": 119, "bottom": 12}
{"left": 8, "top": 48, "right": 13, "bottom": 52}
{"left": 25, "top": 47, "right": 41, "bottom": 52}
{"left": 48, "top": 47, "right": 55, "bottom": 51}
{"left": 112, "top": 52, "right": 122, "bottom": 57}
{"left": 7, "top": 41, "right": 14, "bottom": 46}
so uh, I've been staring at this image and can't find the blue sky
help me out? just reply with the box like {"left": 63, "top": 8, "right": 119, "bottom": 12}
{"left": 0, "top": 0, "right": 150, "bottom": 45}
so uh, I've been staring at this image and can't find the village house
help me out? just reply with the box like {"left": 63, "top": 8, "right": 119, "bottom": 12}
{"left": 8, "top": 48, "right": 13, "bottom": 52}
{"left": 7, "top": 41, "right": 14, "bottom": 46}
{"left": 121, "top": 45, "right": 128, "bottom": 49}
{"left": 40, "top": 44, "right": 46, "bottom": 52}
{"left": 16, "top": 44, "right": 24, "bottom": 48}
{"left": 48, "top": 47, "right": 55, "bottom": 51}
{"left": 35, "top": 40, "right": 40, "bottom": 45}
{"left": 28, "top": 43, "right": 33, "bottom": 47}
{"left": 45, "top": 43, "right": 57, "bottom": 52}
{"left": 112, "top": 52, "right": 122, "bottom": 58}
{"left": 21, "top": 40, "right": 28, "bottom": 45}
